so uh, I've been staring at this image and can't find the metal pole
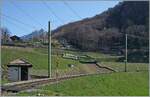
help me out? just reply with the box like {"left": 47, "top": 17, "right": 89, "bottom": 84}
{"left": 48, "top": 21, "right": 51, "bottom": 78}
{"left": 125, "top": 34, "right": 127, "bottom": 72}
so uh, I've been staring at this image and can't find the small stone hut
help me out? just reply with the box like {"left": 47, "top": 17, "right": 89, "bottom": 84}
{"left": 7, "top": 58, "right": 32, "bottom": 81}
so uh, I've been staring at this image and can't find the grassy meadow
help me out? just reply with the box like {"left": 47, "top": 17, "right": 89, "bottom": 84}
{"left": 1, "top": 46, "right": 149, "bottom": 96}
{"left": 17, "top": 71, "right": 149, "bottom": 96}
{"left": 1, "top": 47, "right": 80, "bottom": 76}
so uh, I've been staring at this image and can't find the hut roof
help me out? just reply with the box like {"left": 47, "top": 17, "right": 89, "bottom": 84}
{"left": 7, "top": 58, "right": 32, "bottom": 67}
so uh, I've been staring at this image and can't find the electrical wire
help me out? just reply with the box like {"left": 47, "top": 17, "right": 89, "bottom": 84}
{"left": 2, "top": 17, "right": 31, "bottom": 33}
{"left": 9, "top": 0, "right": 46, "bottom": 29}
{"left": 1, "top": 13, "right": 37, "bottom": 29}
{"left": 63, "top": 1, "right": 81, "bottom": 19}
{"left": 42, "top": 1, "right": 64, "bottom": 24}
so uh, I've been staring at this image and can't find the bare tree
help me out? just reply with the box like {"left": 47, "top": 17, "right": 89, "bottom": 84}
{"left": 0, "top": 27, "right": 11, "bottom": 44}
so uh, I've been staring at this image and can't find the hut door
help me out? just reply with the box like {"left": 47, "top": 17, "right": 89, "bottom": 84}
{"left": 21, "top": 67, "right": 28, "bottom": 80}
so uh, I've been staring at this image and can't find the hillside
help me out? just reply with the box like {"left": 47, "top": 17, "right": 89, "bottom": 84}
{"left": 21, "top": 29, "right": 47, "bottom": 41}
{"left": 52, "top": 1, "right": 149, "bottom": 52}
{"left": 17, "top": 71, "right": 149, "bottom": 96}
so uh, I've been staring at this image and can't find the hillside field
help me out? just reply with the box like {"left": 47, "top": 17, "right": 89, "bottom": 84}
{"left": 17, "top": 71, "right": 149, "bottom": 96}
{"left": 1, "top": 46, "right": 148, "bottom": 78}
{"left": 1, "top": 46, "right": 149, "bottom": 96}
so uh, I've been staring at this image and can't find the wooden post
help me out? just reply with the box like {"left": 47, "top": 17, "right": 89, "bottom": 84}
{"left": 125, "top": 34, "right": 127, "bottom": 72}
{"left": 48, "top": 21, "right": 51, "bottom": 78}
{"left": 56, "top": 52, "right": 59, "bottom": 91}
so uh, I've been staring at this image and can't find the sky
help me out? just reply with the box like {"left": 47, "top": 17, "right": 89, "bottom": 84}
{"left": 1, "top": 0, "right": 120, "bottom": 37}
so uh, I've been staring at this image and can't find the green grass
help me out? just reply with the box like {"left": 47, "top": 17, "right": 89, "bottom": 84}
{"left": 1, "top": 47, "right": 80, "bottom": 70}
{"left": 1, "top": 78, "right": 10, "bottom": 84}
{"left": 1, "top": 47, "right": 48, "bottom": 70}
{"left": 52, "top": 55, "right": 80, "bottom": 69}
{"left": 16, "top": 90, "right": 58, "bottom": 96}
{"left": 85, "top": 52, "right": 122, "bottom": 62}
{"left": 2, "top": 47, "right": 148, "bottom": 76}
{"left": 101, "top": 62, "right": 148, "bottom": 72}
{"left": 79, "top": 55, "right": 96, "bottom": 63}
{"left": 52, "top": 48, "right": 124, "bottom": 63}
{"left": 2, "top": 46, "right": 149, "bottom": 96}
{"left": 34, "top": 48, "right": 48, "bottom": 54}
{"left": 1, "top": 47, "right": 82, "bottom": 80}
{"left": 17, "top": 71, "right": 149, "bottom": 96}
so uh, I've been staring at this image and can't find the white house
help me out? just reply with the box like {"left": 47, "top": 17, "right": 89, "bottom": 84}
{"left": 7, "top": 59, "right": 32, "bottom": 82}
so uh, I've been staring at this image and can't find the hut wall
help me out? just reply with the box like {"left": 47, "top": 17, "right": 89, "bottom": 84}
{"left": 8, "top": 67, "right": 21, "bottom": 81}
{"left": 28, "top": 68, "right": 31, "bottom": 80}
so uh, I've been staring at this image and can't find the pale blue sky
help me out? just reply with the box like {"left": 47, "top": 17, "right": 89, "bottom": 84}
{"left": 1, "top": 0, "right": 120, "bottom": 36}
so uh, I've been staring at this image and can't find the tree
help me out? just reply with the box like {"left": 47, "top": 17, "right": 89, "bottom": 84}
{"left": 0, "top": 27, "right": 11, "bottom": 44}
{"left": 10, "top": 35, "right": 22, "bottom": 42}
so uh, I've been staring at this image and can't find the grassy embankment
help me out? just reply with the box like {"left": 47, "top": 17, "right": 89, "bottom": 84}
{"left": 1, "top": 46, "right": 148, "bottom": 78}
{"left": 1, "top": 47, "right": 80, "bottom": 77}
{"left": 1, "top": 46, "right": 149, "bottom": 96}
{"left": 17, "top": 71, "right": 149, "bottom": 96}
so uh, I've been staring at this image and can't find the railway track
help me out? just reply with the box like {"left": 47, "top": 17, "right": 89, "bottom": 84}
{"left": 2, "top": 64, "right": 116, "bottom": 93}
{"left": 1, "top": 73, "right": 99, "bottom": 92}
